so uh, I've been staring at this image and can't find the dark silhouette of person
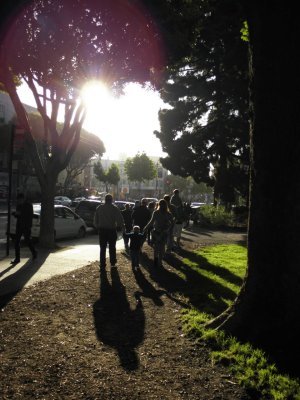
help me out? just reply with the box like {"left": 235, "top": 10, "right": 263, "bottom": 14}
{"left": 121, "top": 203, "right": 133, "bottom": 251}
{"left": 125, "top": 225, "right": 144, "bottom": 268}
{"left": 131, "top": 198, "right": 151, "bottom": 249}
{"left": 146, "top": 201, "right": 156, "bottom": 245}
{"left": 11, "top": 193, "right": 37, "bottom": 264}
{"left": 93, "top": 193, "right": 124, "bottom": 268}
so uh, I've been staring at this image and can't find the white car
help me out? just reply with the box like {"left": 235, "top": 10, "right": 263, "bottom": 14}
{"left": 10, "top": 204, "right": 87, "bottom": 240}
{"left": 54, "top": 196, "right": 72, "bottom": 207}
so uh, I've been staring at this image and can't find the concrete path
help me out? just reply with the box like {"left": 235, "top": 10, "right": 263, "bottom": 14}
{"left": 0, "top": 234, "right": 124, "bottom": 297}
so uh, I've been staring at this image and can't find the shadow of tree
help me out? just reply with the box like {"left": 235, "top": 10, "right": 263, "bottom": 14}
{"left": 93, "top": 265, "right": 145, "bottom": 371}
{"left": 140, "top": 249, "right": 240, "bottom": 316}
{"left": 176, "top": 247, "right": 244, "bottom": 287}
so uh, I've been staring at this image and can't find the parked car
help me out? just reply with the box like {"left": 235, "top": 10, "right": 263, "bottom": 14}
{"left": 9, "top": 204, "right": 87, "bottom": 240}
{"left": 191, "top": 202, "right": 206, "bottom": 207}
{"left": 114, "top": 200, "right": 135, "bottom": 210}
{"left": 143, "top": 197, "right": 158, "bottom": 204}
{"left": 54, "top": 196, "right": 72, "bottom": 207}
{"left": 71, "top": 197, "right": 86, "bottom": 208}
{"left": 75, "top": 199, "right": 103, "bottom": 228}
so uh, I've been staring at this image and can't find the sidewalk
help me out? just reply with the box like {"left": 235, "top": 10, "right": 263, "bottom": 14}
{"left": 0, "top": 242, "right": 101, "bottom": 297}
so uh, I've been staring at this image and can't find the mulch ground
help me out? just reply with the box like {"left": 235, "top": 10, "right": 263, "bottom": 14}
{"left": 0, "top": 238, "right": 250, "bottom": 399}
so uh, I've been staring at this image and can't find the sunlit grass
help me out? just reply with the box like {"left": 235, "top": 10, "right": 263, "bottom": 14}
{"left": 180, "top": 244, "right": 300, "bottom": 399}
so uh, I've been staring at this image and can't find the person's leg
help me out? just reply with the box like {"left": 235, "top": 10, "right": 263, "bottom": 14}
{"left": 153, "top": 241, "right": 159, "bottom": 266}
{"left": 166, "top": 226, "right": 174, "bottom": 253}
{"left": 108, "top": 230, "right": 117, "bottom": 266}
{"left": 13, "top": 230, "right": 22, "bottom": 262}
{"left": 176, "top": 223, "right": 183, "bottom": 246}
{"left": 23, "top": 229, "right": 37, "bottom": 258}
{"left": 131, "top": 250, "right": 139, "bottom": 268}
{"left": 123, "top": 227, "right": 130, "bottom": 250}
{"left": 99, "top": 229, "right": 108, "bottom": 267}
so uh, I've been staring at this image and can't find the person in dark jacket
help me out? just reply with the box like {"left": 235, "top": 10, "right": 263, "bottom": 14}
{"left": 163, "top": 194, "right": 176, "bottom": 253}
{"left": 143, "top": 199, "right": 173, "bottom": 267}
{"left": 93, "top": 194, "right": 124, "bottom": 268}
{"left": 125, "top": 225, "right": 144, "bottom": 268}
{"left": 11, "top": 193, "right": 37, "bottom": 264}
{"left": 121, "top": 203, "right": 133, "bottom": 251}
{"left": 131, "top": 198, "right": 151, "bottom": 249}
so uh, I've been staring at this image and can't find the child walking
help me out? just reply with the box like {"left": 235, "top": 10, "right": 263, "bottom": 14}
{"left": 126, "top": 225, "right": 144, "bottom": 268}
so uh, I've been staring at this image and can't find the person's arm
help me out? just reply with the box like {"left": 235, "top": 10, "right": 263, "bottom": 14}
{"left": 143, "top": 211, "right": 155, "bottom": 233}
{"left": 116, "top": 208, "right": 125, "bottom": 231}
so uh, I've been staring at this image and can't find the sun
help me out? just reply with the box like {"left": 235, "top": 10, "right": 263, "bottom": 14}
{"left": 81, "top": 80, "right": 111, "bottom": 109}
{"left": 80, "top": 81, "right": 165, "bottom": 159}
{"left": 81, "top": 80, "right": 115, "bottom": 134}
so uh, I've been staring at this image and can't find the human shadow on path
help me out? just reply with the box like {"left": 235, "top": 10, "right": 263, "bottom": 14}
{"left": 0, "top": 250, "right": 49, "bottom": 308}
{"left": 93, "top": 265, "right": 145, "bottom": 371}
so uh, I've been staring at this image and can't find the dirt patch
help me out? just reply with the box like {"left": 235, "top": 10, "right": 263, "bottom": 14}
{"left": 0, "top": 231, "right": 249, "bottom": 399}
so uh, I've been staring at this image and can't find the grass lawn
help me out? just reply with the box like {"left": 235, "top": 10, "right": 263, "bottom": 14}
{"left": 180, "top": 244, "right": 300, "bottom": 400}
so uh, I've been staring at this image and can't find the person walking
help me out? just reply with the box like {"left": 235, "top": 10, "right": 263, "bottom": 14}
{"left": 121, "top": 203, "right": 133, "bottom": 252}
{"left": 146, "top": 201, "right": 156, "bottom": 245}
{"left": 163, "top": 194, "right": 176, "bottom": 253}
{"left": 93, "top": 194, "right": 124, "bottom": 268}
{"left": 131, "top": 198, "right": 151, "bottom": 249}
{"left": 125, "top": 225, "right": 144, "bottom": 269}
{"left": 143, "top": 199, "right": 173, "bottom": 267}
{"left": 170, "top": 189, "right": 184, "bottom": 248}
{"left": 11, "top": 193, "right": 37, "bottom": 264}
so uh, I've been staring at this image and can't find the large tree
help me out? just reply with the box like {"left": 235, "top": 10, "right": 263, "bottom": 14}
{"left": 94, "top": 162, "right": 120, "bottom": 194}
{"left": 124, "top": 153, "right": 156, "bottom": 185}
{"left": 155, "top": 0, "right": 249, "bottom": 207}
{"left": 0, "top": 0, "right": 164, "bottom": 247}
{"left": 207, "top": 2, "right": 300, "bottom": 371}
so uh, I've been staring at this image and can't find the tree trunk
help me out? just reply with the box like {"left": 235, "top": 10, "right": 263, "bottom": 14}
{"left": 208, "top": 3, "right": 300, "bottom": 373}
{"left": 39, "top": 171, "right": 58, "bottom": 248}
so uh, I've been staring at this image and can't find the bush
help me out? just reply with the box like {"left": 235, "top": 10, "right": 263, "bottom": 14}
{"left": 196, "top": 205, "right": 248, "bottom": 228}
{"left": 199, "top": 205, "right": 235, "bottom": 228}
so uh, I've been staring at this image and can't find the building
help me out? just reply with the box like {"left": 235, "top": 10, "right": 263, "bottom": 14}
{"left": 87, "top": 157, "right": 169, "bottom": 200}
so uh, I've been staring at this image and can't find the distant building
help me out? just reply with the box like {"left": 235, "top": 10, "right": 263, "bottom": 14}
{"left": 88, "top": 157, "right": 169, "bottom": 200}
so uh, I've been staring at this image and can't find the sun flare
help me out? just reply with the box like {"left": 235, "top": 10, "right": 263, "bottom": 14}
{"left": 81, "top": 80, "right": 111, "bottom": 109}
{"left": 80, "top": 81, "right": 165, "bottom": 159}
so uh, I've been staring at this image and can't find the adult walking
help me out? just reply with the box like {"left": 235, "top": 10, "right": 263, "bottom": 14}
{"left": 146, "top": 201, "right": 156, "bottom": 245}
{"left": 93, "top": 194, "right": 124, "bottom": 268}
{"left": 143, "top": 199, "right": 173, "bottom": 267}
{"left": 131, "top": 198, "right": 151, "bottom": 248}
{"left": 163, "top": 194, "right": 176, "bottom": 253}
{"left": 121, "top": 203, "right": 133, "bottom": 251}
{"left": 170, "top": 189, "right": 184, "bottom": 248}
{"left": 11, "top": 193, "right": 37, "bottom": 264}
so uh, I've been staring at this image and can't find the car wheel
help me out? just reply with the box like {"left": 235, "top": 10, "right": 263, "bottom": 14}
{"left": 77, "top": 226, "right": 86, "bottom": 238}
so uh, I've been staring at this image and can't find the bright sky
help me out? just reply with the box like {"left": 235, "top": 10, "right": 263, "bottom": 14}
{"left": 17, "top": 81, "right": 167, "bottom": 161}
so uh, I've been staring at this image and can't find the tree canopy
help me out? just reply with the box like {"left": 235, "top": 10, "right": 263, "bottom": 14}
{"left": 124, "top": 153, "right": 156, "bottom": 183}
{"left": 64, "top": 130, "right": 105, "bottom": 192}
{"left": 155, "top": 0, "right": 249, "bottom": 206}
{"left": 0, "top": 0, "right": 166, "bottom": 247}
{"left": 94, "top": 161, "right": 120, "bottom": 193}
